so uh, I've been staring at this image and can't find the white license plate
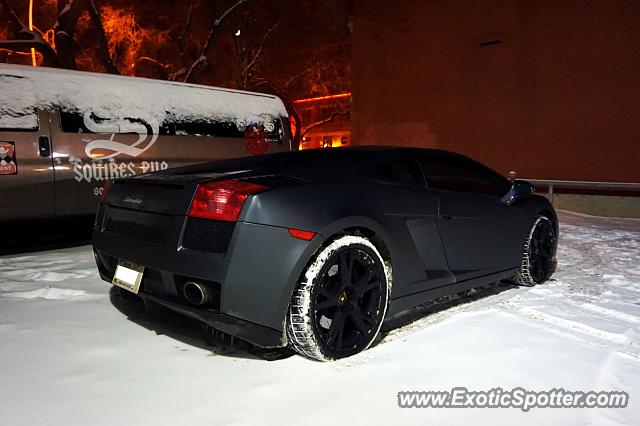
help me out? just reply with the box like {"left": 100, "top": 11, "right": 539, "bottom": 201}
{"left": 112, "top": 261, "right": 145, "bottom": 294}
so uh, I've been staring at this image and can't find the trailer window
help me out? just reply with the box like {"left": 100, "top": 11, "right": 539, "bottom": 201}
{"left": 60, "top": 110, "right": 156, "bottom": 134}
{"left": 173, "top": 119, "right": 236, "bottom": 138}
{"left": 59, "top": 107, "right": 282, "bottom": 140}
{"left": 162, "top": 115, "right": 282, "bottom": 140}
{"left": 60, "top": 110, "right": 121, "bottom": 133}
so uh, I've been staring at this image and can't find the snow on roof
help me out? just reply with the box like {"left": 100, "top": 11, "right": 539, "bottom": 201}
{"left": 0, "top": 64, "right": 288, "bottom": 130}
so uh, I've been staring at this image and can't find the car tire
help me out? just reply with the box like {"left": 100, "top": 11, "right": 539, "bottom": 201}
{"left": 286, "top": 235, "right": 391, "bottom": 361}
{"left": 515, "top": 215, "right": 557, "bottom": 286}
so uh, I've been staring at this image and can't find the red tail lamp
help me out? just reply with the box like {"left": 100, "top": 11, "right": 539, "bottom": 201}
{"left": 188, "top": 179, "right": 269, "bottom": 222}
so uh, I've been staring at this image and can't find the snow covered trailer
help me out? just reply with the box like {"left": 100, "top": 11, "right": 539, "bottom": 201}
{"left": 0, "top": 64, "right": 291, "bottom": 222}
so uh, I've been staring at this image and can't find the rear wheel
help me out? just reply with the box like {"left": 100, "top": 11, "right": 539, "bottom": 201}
{"left": 286, "top": 235, "right": 391, "bottom": 361}
{"left": 516, "top": 215, "right": 557, "bottom": 286}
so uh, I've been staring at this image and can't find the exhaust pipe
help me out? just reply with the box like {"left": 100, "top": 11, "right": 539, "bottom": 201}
{"left": 183, "top": 281, "right": 210, "bottom": 306}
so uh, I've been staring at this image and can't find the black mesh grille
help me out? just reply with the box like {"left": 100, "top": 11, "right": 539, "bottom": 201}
{"left": 105, "top": 207, "right": 171, "bottom": 243}
{"left": 182, "top": 218, "right": 236, "bottom": 254}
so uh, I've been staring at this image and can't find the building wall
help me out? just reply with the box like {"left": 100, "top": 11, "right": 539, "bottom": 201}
{"left": 352, "top": 0, "right": 640, "bottom": 182}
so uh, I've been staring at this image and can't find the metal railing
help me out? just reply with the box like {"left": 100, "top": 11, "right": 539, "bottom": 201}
{"left": 525, "top": 179, "right": 640, "bottom": 203}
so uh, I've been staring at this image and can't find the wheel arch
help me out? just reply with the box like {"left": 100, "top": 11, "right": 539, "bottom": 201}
{"left": 336, "top": 226, "right": 391, "bottom": 264}
{"left": 276, "top": 216, "right": 395, "bottom": 339}
{"left": 317, "top": 216, "right": 395, "bottom": 269}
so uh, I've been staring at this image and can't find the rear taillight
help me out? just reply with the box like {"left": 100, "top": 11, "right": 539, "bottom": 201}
{"left": 188, "top": 179, "right": 269, "bottom": 221}
{"left": 99, "top": 180, "right": 112, "bottom": 203}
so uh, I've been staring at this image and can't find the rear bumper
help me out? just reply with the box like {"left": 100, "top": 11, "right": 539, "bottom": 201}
{"left": 139, "top": 292, "right": 285, "bottom": 347}
{"left": 92, "top": 204, "right": 323, "bottom": 348}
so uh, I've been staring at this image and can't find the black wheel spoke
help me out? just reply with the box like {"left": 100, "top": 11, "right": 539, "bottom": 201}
{"left": 317, "top": 286, "right": 339, "bottom": 300}
{"left": 357, "top": 306, "right": 377, "bottom": 326}
{"left": 350, "top": 311, "right": 371, "bottom": 335}
{"left": 327, "top": 312, "right": 346, "bottom": 350}
{"left": 316, "top": 299, "right": 338, "bottom": 311}
{"left": 357, "top": 280, "right": 381, "bottom": 296}
{"left": 353, "top": 269, "right": 372, "bottom": 288}
{"left": 339, "top": 251, "right": 354, "bottom": 286}
{"left": 529, "top": 258, "right": 539, "bottom": 278}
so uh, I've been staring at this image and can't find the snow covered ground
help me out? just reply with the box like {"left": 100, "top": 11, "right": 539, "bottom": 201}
{"left": 0, "top": 211, "right": 638, "bottom": 425}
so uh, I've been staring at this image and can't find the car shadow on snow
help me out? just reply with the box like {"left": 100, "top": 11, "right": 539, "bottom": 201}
{"left": 0, "top": 216, "right": 93, "bottom": 256}
{"left": 108, "top": 286, "right": 295, "bottom": 361}
{"left": 109, "top": 281, "right": 520, "bottom": 361}
{"left": 379, "top": 280, "right": 519, "bottom": 336}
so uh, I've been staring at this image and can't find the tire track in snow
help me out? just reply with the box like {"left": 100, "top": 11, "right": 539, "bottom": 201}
{"left": 383, "top": 212, "right": 640, "bottom": 362}
{"left": 516, "top": 306, "right": 637, "bottom": 347}
{"left": 498, "top": 305, "right": 640, "bottom": 361}
{"left": 578, "top": 302, "right": 640, "bottom": 324}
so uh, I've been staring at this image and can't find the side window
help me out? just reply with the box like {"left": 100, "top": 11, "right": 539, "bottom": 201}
{"left": 162, "top": 115, "right": 281, "bottom": 140}
{"left": 419, "top": 153, "right": 510, "bottom": 196}
{"left": 60, "top": 110, "right": 91, "bottom": 133}
{"left": 60, "top": 110, "right": 121, "bottom": 133}
{"left": 60, "top": 109, "right": 160, "bottom": 135}
{"left": 0, "top": 108, "right": 39, "bottom": 132}
{"left": 170, "top": 118, "right": 239, "bottom": 137}
{"left": 357, "top": 159, "right": 423, "bottom": 187}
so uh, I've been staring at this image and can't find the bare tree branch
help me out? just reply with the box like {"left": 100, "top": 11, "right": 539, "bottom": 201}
{"left": 177, "top": 0, "right": 196, "bottom": 67}
{"left": 242, "top": 20, "right": 280, "bottom": 75}
{"left": 0, "top": 48, "right": 33, "bottom": 57}
{"left": 301, "top": 108, "right": 350, "bottom": 138}
{"left": 168, "top": 67, "right": 188, "bottom": 81}
{"left": 135, "top": 56, "right": 171, "bottom": 79}
{"left": 0, "top": 0, "right": 58, "bottom": 65}
{"left": 53, "top": 0, "right": 87, "bottom": 69}
{"left": 86, "top": 0, "right": 119, "bottom": 74}
{"left": 184, "top": 0, "right": 247, "bottom": 83}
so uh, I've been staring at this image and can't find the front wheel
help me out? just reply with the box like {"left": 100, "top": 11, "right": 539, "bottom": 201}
{"left": 515, "top": 215, "right": 557, "bottom": 286}
{"left": 286, "top": 235, "right": 391, "bottom": 361}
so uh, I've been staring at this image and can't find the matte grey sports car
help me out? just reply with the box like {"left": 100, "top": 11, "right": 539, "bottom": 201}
{"left": 92, "top": 147, "right": 558, "bottom": 361}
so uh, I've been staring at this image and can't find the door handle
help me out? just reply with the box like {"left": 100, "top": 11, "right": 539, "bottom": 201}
{"left": 441, "top": 215, "right": 453, "bottom": 220}
{"left": 38, "top": 135, "right": 51, "bottom": 157}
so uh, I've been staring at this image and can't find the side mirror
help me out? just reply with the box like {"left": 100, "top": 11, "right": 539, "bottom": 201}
{"left": 501, "top": 179, "right": 535, "bottom": 205}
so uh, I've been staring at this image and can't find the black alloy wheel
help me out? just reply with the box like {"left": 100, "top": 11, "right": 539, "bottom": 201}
{"left": 311, "top": 246, "right": 386, "bottom": 355}
{"left": 286, "top": 235, "right": 390, "bottom": 361}
{"left": 527, "top": 217, "right": 556, "bottom": 284}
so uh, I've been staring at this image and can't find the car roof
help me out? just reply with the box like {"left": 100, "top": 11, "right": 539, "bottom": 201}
{"left": 167, "top": 146, "right": 451, "bottom": 179}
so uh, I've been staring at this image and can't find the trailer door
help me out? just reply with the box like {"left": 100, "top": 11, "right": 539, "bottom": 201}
{"left": 0, "top": 109, "right": 55, "bottom": 220}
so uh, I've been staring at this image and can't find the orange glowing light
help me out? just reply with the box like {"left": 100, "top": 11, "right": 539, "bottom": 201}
{"left": 29, "top": 0, "right": 36, "bottom": 66}
{"left": 99, "top": 6, "right": 169, "bottom": 75}
{"left": 289, "top": 116, "right": 297, "bottom": 138}
{"left": 292, "top": 92, "right": 351, "bottom": 104}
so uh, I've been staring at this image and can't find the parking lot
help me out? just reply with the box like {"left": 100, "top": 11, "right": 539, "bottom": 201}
{"left": 0, "top": 211, "right": 638, "bottom": 425}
